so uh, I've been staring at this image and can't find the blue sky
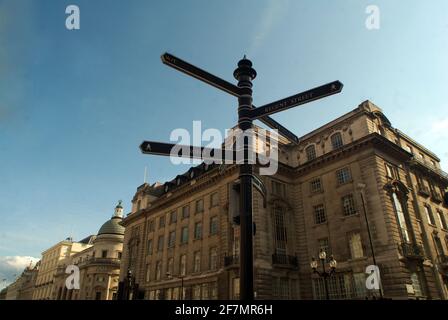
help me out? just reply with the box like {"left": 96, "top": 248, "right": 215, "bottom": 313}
{"left": 0, "top": 0, "right": 447, "bottom": 273}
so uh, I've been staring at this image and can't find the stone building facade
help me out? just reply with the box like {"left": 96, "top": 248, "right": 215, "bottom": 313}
{"left": 119, "top": 100, "right": 448, "bottom": 300}
{"left": 52, "top": 202, "right": 124, "bottom": 300}
{"left": 33, "top": 238, "right": 91, "bottom": 300}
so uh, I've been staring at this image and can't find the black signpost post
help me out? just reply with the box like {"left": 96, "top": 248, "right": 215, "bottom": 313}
{"left": 141, "top": 52, "right": 343, "bottom": 301}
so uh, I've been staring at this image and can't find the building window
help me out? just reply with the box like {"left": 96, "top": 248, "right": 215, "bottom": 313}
{"left": 148, "top": 220, "right": 155, "bottom": 232}
{"left": 95, "top": 292, "right": 102, "bottom": 300}
{"left": 193, "top": 251, "right": 201, "bottom": 273}
{"left": 331, "top": 132, "right": 343, "bottom": 149}
{"left": 181, "top": 227, "right": 189, "bottom": 244}
{"left": 165, "top": 288, "right": 173, "bottom": 300}
{"left": 210, "top": 282, "right": 218, "bottom": 299}
{"left": 305, "top": 145, "right": 316, "bottom": 161}
{"left": 342, "top": 194, "right": 357, "bottom": 216}
{"left": 118, "top": 251, "right": 122, "bottom": 259}
{"left": 336, "top": 167, "right": 352, "bottom": 185}
{"left": 159, "top": 215, "right": 165, "bottom": 228}
{"left": 411, "top": 273, "right": 423, "bottom": 297}
{"left": 193, "top": 285, "right": 201, "bottom": 300}
{"left": 438, "top": 210, "right": 448, "bottom": 230}
{"left": 147, "top": 239, "right": 153, "bottom": 255}
{"left": 157, "top": 236, "right": 164, "bottom": 252}
{"left": 195, "top": 199, "right": 204, "bottom": 213}
{"left": 210, "top": 247, "right": 218, "bottom": 270}
{"left": 232, "top": 278, "right": 240, "bottom": 300}
{"left": 210, "top": 216, "right": 218, "bottom": 235}
{"left": 145, "top": 264, "right": 151, "bottom": 282}
{"left": 101, "top": 250, "right": 107, "bottom": 258}
{"left": 314, "top": 204, "right": 326, "bottom": 224}
{"left": 211, "top": 192, "right": 219, "bottom": 207}
{"left": 201, "top": 283, "right": 209, "bottom": 300}
{"left": 434, "top": 236, "right": 445, "bottom": 256}
{"left": 392, "top": 192, "right": 410, "bottom": 243}
{"left": 272, "top": 180, "right": 286, "bottom": 197}
{"left": 170, "top": 211, "right": 177, "bottom": 224}
{"left": 172, "top": 287, "right": 179, "bottom": 300}
{"left": 353, "top": 273, "right": 367, "bottom": 298}
{"left": 168, "top": 231, "right": 176, "bottom": 248}
{"left": 273, "top": 277, "right": 290, "bottom": 299}
{"left": 318, "top": 238, "right": 331, "bottom": 257}
{"left": 167, "top": 257, "right": 174, "bottom": 276}
{"left": 385, "top": 164, "right": 396, "bottom": 179}
{"left": 182, "top": 205, "right": 190, "bottom": 219}
{"left": 310, "top": 178, "right": 322, "bottom": 193}
{"left": 348, "top": 232, "right": 364, "bottom": 259}
{"left": 180, "top": 255, "right": 187, "bottom": 276}
{"left": 313, "top": 274, "right": 348, "bottom": 300}
{"left": 424, "top": 205, "right": 436, "bottom": 225}
{"left": 194, "top": 222, "right": 203, "bottom": 240}
{"left": 274, "top": 206, "right": 287, "bottom": 254}
{"left": 155, "top": 261, "right": 162, "bottom": 280}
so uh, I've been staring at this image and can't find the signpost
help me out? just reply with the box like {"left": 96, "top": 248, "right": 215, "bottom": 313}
{"left": 141, "top": 52, "right": 343, "bottom": 300}
{"left": 140, "top": 140, "right": 230, "bottom": 161}
{"left": 249, "top": 81, "right": 343, "bottom": 119}
{"left": 161, "top": 53, "right": 300, "bottom": 144}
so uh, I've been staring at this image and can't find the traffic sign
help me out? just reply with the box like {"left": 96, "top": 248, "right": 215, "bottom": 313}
{"left": 250, "top": 81, "right": 343, "bottom": 119}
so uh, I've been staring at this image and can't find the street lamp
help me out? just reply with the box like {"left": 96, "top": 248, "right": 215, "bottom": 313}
{"left": 357, "top": 183, "right": 384, "bottom": 299}
{"left": 166, "top": 272, "right": 185, "bottom": 300}
{"left": 310, "top": 249, "right": 337, "bottom": 300}
{"left": 127, "top": 269, "right": 134, "bottom": 300}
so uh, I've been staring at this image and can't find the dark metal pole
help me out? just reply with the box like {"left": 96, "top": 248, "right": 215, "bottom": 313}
{"left": 234, "top": 56, "right": 257, "bottom": 301}
{"left": 360, "top": 190, "right": 384, "bottom": 299}
{"left": 321, "top": 259, "right": 330, "bottom": 300}
{"left": 181, "top": 277, "right": 184, "bottom": 300}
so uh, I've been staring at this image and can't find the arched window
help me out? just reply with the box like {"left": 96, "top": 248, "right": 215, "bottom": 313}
{"left": 392, "top": 192, "right": 410, "bottom": 243}
{"left": 331, "top": 132, "right": 343, "bottom": 150}
{"left": 305, "top": 145, "right": 316, "bottom": 161}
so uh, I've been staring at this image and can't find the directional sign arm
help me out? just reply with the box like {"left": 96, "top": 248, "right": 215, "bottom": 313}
{"left": 161, "top": 52, "right": 300, "bottom": 144}
{"left": 250, "top": 81, "right": 343, "bottom": 120}
{"left": 161, "top": 53, "right": 241, "bottom": 97}
{"left": 256, "top": 114, "right": 299, "bottom": 144}
{"left": 140, "top": 141, "right": 220, "bottom": 159}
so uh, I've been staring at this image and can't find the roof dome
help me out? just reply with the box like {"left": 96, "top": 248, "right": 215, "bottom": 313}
{"left": 97, "top": 201, "right": 125, "bottom": 236}
{"left": 98, "top": 216, "right": 125, "bottom": 236}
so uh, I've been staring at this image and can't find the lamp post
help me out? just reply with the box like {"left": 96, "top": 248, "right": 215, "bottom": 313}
{"left": 310, "top": 249, "right": 337, "bottom": 300}
{"left": 357, "top": 183, "right": 383, "bottom": 299}
{"left": 126, "top": 269, "right": 134, "bottom": 300}
{"left": 166, "top": 272, "right": 185, "bottom": 300}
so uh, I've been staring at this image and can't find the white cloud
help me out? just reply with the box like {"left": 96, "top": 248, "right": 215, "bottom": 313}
{"left": 431, "top": 117, "right": 448, "bottom": 135}
{"left": 0, "top": 256, "right": 39, "bottom": 290}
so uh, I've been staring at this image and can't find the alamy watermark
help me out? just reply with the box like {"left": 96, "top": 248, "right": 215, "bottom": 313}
{"left": 65, "top": 264, "right": 80, "bottom": 290}
{"left": 365, "top": 5, "right": 380, "bottom": 30}
{"left": 167, "top": 121, "right": 279, "bottom": 176}
{"left": 366, "top": 265, "right": 382, "bottom": 290}
{"left": 66, "top": 5, "right": 80, "bottom": 30}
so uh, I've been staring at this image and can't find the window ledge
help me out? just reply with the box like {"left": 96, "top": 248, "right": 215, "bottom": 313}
{"left": 340, "top": 213, "right": 360, "bottom": 220}
{"left": 312, "top": 222, "right": 328, "bottom": 228}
